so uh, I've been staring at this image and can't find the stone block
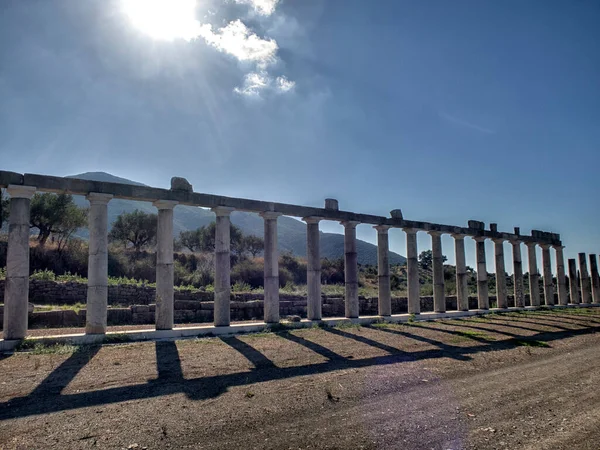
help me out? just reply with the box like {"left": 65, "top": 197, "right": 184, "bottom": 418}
{"left": 195, "top": 310, "right": 213, "bottom": 322}
{"left": 174, "top": 310, "right": 195, "bottom": 323}
{"left": 131, "top": 305, "right": 150, "bottom": 314}
{"left": 325, "top": 198, "right": 339, "bottom": 210}
{"left": 107, "top": 308, "right": 133, "bottom": 325}
{"left": 149, "top": 303, "right": 156, "bottom": 312}
{"left": 133, "top": 312, "right": 152, "bottom": 324}
{"left": 200, "top": 302, "right": 214, "bottom": 310}
{"left": 171, "top": 177, "right": 193, "bottom": 192}
{"left": 174, "top": 300, "right": 201, "bottom": 311}
{"left": 468, "top": 220, "right": 485, "bottom": 230}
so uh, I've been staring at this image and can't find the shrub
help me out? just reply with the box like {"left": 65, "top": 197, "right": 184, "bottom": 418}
{"left": 30, "top": 269, "right": 56, "bottom": 281}
{"left": 231, "top": 259, "right": 264, "bottom": 288}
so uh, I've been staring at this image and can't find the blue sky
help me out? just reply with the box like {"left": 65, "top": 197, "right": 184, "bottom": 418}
{"left": 1, "top": 0, "right": 599, "bottom": 271}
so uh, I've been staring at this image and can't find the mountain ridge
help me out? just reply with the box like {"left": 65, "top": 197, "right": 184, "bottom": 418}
{"left": 69, "top": 172, "right": 407, "bottom": 266}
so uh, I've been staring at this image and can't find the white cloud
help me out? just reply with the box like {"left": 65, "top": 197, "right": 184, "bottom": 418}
{"left": 275, "top": 76, "right": 295, "bottom": 92}
{"left": 234, "top": 71, "right": 270, "bottom": 96}
{"left": 234, "top": 0, "right": 279, "bottom": 16}
{"left": 234, "top": 72, "right": 295, "bottom": 97}
{"left": 199, "top": 20, "right": 278, "bottom": 67}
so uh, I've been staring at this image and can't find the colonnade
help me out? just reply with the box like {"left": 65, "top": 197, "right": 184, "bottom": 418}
{"left": 2, "top": 181, "right": 598, "bottom": 341}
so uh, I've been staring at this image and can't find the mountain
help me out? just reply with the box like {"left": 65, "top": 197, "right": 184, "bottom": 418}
{"left": 69, "top": 172, "right": 407, "bottom": 265}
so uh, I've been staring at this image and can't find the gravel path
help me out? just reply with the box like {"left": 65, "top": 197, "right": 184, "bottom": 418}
{"left": 1, "top": 309, "right": 599, "bottom": 449}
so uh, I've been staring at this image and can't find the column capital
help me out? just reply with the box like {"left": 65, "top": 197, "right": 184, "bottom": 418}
{"left": 260, "top": 211, "right": 282, "bottom": 220}
{"left": 212, "top": 206, "right": 235, "bottom": 217}
{"left": 473, "top": 236, "right": 486, "bottom": 243}
{"left": 428, "top": 230, "right": 443, "bottom": 237}
{"left": 340, "top": 220, "right": 360, "bottom": 229}
{"left": 303, "top": 216, "right": 323, "bottom": 224}
{"left": 451, "top": 233, "right": 466, "bottom": 240}
{"left": 525, "top": 241, "right": 538, "bottom": 249}
{"left": 403, "top": 227, "right": 418, "bottom": 235}
{"left": 539, "top": 243, "right": 551, "bottom": 250}
{"left": 492, "top": 237, "right": 506, "bottom": 244}
{"left": 373, "top": 224, "right": 391, "bottom": 233}
{"left": 552, "top": 244, "right": 565, "bottom": 250}
{"left": 153, "top": 200, "right": 178, "bottom": 210}
{"left": 509, "top": 238, "right": 523, "bottom": 246}
{"left": 7, "top": 184, "right": 35, "bottom": 199}
{"left": 86, "top": 192, "right": 113, "bottom": 205}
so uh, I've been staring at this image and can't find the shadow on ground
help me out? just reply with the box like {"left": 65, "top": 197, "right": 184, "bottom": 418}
{"left": 1, "top": 313, "right": 598, "bottom": 421}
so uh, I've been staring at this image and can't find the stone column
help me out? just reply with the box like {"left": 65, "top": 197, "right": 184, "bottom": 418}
{"left": 589, "top": 254, "right": 600, "bottom": 304}
{"left": 579, "top": 253, "right": 592, "bottom": 304}
{"left": 405, "top": 228, "right": 420, "bottom": 314}
{"left": 429, "top": 231, "right": 445, "bottom": 313}
{"left": 511, "top": 241, "right": 525, "bottom": 307}
{"left": 453, "top": 234, "right": 469, "bottom": 311}
{"left": 304, "top": 216, "right": 322, "bottom": 321}
{"left": 526, "top": 243, "right": 541, "bottom": 307}
{"left": 342, "top": 221, "right": 360, "bottom": 318}
{"left": 154, "top": 200, "right": 178, "bottom": 330}
{"left": 474, "top": 237, "right": 489, "bottom": 310}
{"left": 261, "top": 211, "right": 282, "bottom": 323}
{"left": 3, "top": 185, "right": 35, "bottom": 340}
{"left": 85, "top": 193, "right": 113, "bottom": 334}
{"left": 375, "top": 225, "right": 391, "bottom": 317}
{"left": 540, "top": 244, "right": 555, "bottom": 306}
{"left": 554, "top": 246, "right": 568, "bottom": 306}
{"left": 568, "top": 259, "right": 580, "bottom": 304}
{"left": 493, "top": 239, "right": 508, "bottom": 309}
{"left": 213, "top": 207, "right": 234, "bottom": 327}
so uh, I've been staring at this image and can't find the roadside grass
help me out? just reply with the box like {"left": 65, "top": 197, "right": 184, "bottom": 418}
{"left": 34, "top": 303, "right": 87, "bottom": 313}
{"left": 15, "top": 339, "right": 78, "bottom": 354}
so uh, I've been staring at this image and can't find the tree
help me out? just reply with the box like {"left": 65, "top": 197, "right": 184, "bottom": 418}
{"left": 0, "top": 188, "right": 9, "bottom": 228}
{"left": 29, "top": 193, "right": 87, "bottom": 246}
{"left": 55, "top": 206, "right": 88, "bottom": 253}
{"left": 241, "top": 234, "right": 264, "bottom": 258}
{"left": 109, "top": 210, "right": 158, "bottom": 252}
{"left": 418, "top": 249, "right": 447, "bottom": 271}
{"left": 176, "top": 222, "right": 245, "bottom": 254}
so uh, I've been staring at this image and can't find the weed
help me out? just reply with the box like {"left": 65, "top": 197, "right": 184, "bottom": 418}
{"left": 335, "top": 321, "right": 361, "bottom": 330}
{"left": 245, "top": 391, "right": 255, "bottom": 398}
{"left": 454, "top": 330, "right": 496, "bottom": 341}
{"left": 103, "top": 333, "right": 132, "bottom": 344}
{"left": 15, "top": 340, "right": 76, "bottom": 354}
{"left": 513, "top": 339, "right": 550, "bottom": 348}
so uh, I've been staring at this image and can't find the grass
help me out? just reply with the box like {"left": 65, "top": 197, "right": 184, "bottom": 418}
{"left": 103, "top": 333, "right": 132, "bottom": 344}
{"left": 34, "top": 303, "right": 87, "bottom": 313}
{"left": 513, "top": 339, "right": 550, "bottom": 348}
{"left": 15, "top": 339, "right": 78, "bottom": 354}
{"left": 453, "top": 330, "right": 496, "bottom": 341}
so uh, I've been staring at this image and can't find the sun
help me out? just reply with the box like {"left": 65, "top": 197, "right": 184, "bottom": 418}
{"left": 122, "top": 0, "right": 202, "bottom": 41}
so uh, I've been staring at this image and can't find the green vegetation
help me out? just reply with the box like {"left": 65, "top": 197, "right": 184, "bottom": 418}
{"left": 30, "top": 193, "right": 87, "bottom": 248}
{"left": 15, "top": 339, "right": 77, "bottom": 354}
{"left": 109, "top": 210, "right": 157, "bottom": 252}
{"left": 513, "top": 339, "right": 550, "bottom": 348}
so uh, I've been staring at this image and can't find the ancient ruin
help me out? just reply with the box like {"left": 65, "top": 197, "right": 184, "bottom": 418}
{"left": 1, "top": 170, "right": 599, "bottom": 348}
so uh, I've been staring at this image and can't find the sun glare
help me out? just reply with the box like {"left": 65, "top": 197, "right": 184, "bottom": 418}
{"left": 122, "top": 0, "right": 201, "bottom": 41}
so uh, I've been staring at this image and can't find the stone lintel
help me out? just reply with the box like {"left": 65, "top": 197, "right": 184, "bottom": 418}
{"left": 153, "top": 200, "right": 178, "bottom": 210}
{"left": 7, "top": 184, "right": 36, "bottom": 199}
{"left": 212, "top": 206, "right": 235, "bottom": 217}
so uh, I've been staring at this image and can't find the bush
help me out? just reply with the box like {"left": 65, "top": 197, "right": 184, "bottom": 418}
{"left": 30, "top": 269, "right": 56, "bottom": 281}
{"left": 231, "top": 259, "right": 264, "bottom": 288}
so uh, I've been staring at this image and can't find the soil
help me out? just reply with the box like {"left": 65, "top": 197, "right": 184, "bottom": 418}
{"left": 1, "top": 308, "right": 599, "bottom": 449}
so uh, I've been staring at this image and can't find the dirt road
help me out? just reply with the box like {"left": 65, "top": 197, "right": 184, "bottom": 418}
{"left": 1, "top": 309, "right": 599, "bottom": 449}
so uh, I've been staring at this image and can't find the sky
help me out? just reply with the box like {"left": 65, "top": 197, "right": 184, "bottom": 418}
{"left": 0, "top": 0, "right": 599, "bottom": 273}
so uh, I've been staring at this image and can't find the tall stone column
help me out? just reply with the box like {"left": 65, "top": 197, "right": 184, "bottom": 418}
{"left": 213, "top": 207, "right": 234, "bottom": 327}
{"left": 493, "top": 238, "right": 508, "bottom": 309}
{"left": 589, "top": 254, "right": 600, "bottom": 304}
{"left": 526, "top": 243, "right": 541, "bottom": 307}
{"left": 3, "top": 185, "right": 35, "bottom": 340}
{"left": 568, "top": 259, "right": 580, "bottom": 304}
{"left": 405, "top": 228, "right": 420, "bottom": 314}
{"left": 342, "top": 221, "right": 360, "bottom": 318}
{"left": 261, "top": 211, "right": 282, "bottom": 323}
{"left": 511, "top": 241, "right": 525, "bottom": 307}
{"left": 375, "top": 225, "right": 391, "bottom": 316}
{"left": 154, "top": 200, "right": 177, "bottom": 330}
{"left": 85, "top": 193, "right": 113, "bottom": 334}
{"left": 578, "top": 253, "right": 592, "bottom": 304}
{"left": 540, "top": 244, "right": 555, "bottom": 306}
{"left": 304, "top": 216, "right": 322, "bottom": 321}
{"left": 453, "top": 234, "right": 469, "bottom": 311}
{"left": 429, "top": 231, "right": 446, "bottom": 313}
{"left": 474, "top": 237, "right": 489, "bottom": 310}
{"left": 554, "top": 246, "right": 568, "bottom": 306}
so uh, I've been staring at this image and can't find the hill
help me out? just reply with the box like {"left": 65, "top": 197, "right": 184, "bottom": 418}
{"left": 68, "top": 172, "right": 407, "bottom": 266}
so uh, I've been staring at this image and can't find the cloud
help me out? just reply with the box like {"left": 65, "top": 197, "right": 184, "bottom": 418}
{"left": 199, "top": 20, "right": 278, "bottom": 67}
{"left": 234, "top": 72, "right": 295, "bottom": 96}
{"left": 439, "top": 112, "right": 496, "bottom": 134}
{"left": 234, "top": 0, "right": 279, "bottom": 16}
